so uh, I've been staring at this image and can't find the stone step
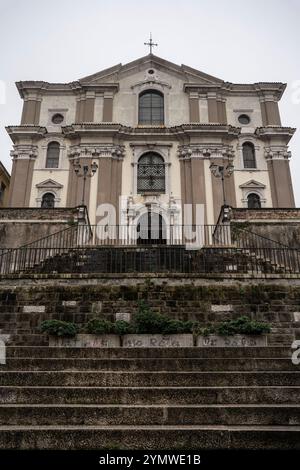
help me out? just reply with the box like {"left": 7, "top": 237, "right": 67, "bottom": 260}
{"left": 0, "top": 425, "right": 299, "bottom": 450}
{"left": 5, "top": 346, "right": 293, "bottom": 359}
{"left": 0, "top": 404, "right": 299, "bottom": 426}
{"left": 0, "top": 370, "right": 299, "bottom": 387}
{"left": 1, "top": 386, "right": 299, "bottom": 405}
{"left": 1, "top": 357, "right": 296, "bottom": 371}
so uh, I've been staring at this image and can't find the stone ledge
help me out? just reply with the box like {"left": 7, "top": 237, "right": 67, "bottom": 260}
{"left": 197, "top": 335, "right": 268, "bottom": 348}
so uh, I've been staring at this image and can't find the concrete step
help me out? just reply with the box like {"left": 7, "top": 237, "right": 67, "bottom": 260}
{"left": 1, "top": 386, "right": 299, "bottom": 405}
{"left": 5, "top": 346, "right": 293, "bottom": 359}
{"left": 0, "top": 404, "right": 299, "bottom": 426}
{"left": 1, "top": 357, "right": 296, "bottom": 371}
{"left": 0, "top": 370, "right": 299, "bottom": 387}
{"left": 0, "top": 425, "right": 299, "bottom": 449}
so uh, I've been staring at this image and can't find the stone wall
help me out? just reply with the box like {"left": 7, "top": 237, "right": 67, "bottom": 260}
{"left": 0, "top": 207, "right": 86, "bottom": 249}
{"left": 230, "top": 208, "right": 300, "bottom": 248}
{"left": 0, "top": 275, "right": 299, "bottom": 345}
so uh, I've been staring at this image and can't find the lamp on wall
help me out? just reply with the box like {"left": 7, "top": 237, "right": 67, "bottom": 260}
{"left": 73, "top": 160, "right": 98, "bottom": 206}
{"left": 209, "top": 162, "right": 234, "bottom": 207}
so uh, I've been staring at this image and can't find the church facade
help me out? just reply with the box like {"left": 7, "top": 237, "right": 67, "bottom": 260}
{"left": 6, "top": 54, "right": 296, "bottom": 226}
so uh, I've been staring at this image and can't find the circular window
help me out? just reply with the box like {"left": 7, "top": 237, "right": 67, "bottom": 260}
{"left": 238, "top": 114, "right": 251, "bottom": 125}
{"left": 148, "top": 69, "right": 155, "bottom": 75}
{"left": 51, "top": 113, "right": 64, "bottom": 124}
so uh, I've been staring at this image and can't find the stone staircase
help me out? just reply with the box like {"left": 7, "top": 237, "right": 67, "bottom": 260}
{"left": 28, "top": 245, "right": 286, "bottom": 275}
{"left": 0, "top": 345, "right": 300, "bottom": 449}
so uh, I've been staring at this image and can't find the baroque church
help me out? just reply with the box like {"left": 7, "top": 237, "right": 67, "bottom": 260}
{"left": 6, "top": 53, "right": 296, "bottom": 230}
{"left": 1, "top": 48, "right": 300, "bottom": 454}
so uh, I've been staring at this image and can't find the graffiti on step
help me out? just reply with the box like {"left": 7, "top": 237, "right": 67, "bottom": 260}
{"left": 292, "top": 340, "right": 300, "bottom": 365}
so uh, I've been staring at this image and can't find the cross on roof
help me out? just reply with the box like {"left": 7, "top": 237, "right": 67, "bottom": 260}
{"left": 144, "top": 33, "right": 158, "bottom": 54}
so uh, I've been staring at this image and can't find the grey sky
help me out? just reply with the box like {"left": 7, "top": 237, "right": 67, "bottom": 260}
{"left": 0, "top": 0, "right": 299, "bottom": 203}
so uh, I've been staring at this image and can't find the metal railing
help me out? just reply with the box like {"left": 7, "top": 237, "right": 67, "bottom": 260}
{"left": 0, "top": 223, "right": 299, "bottom": 276}
{"left": 232, "top": 225, "right": 300, "bottom": 274}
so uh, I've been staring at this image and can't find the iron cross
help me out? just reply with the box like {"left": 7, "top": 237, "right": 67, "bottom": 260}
{"left": 144, "top": 33, "right": 158, "bottom": 54}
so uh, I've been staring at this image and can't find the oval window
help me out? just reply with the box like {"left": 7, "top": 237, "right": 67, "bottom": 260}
{"left": 51, "top": 113, "right": 64, "bottom": 124}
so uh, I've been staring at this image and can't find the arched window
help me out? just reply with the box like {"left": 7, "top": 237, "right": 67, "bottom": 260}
{"left": 137, "top": 152, "right": 165, "bottom": 193}
{"left": 41, "top": 192, "right": 55, "bottom": 208}
{"left": 46, "top": 142, "right": 60, "bottom": 168}
{"left": 139, "top": 90, "right": 164, "bottom": 125}
{"left": 242, "top": 142, "right": 256, "bottom": 169}
{"left": 247, "top": 193, "right": 261, "bottom": 209}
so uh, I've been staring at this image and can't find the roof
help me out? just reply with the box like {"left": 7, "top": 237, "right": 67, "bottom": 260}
{"left": 15, "top": 54, "right": 287, "bottom": 99}
{"left": 0, "top": 161, "right": 10, "bottom": 180}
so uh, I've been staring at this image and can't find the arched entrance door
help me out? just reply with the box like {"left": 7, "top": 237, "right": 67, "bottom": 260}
{"left": 137, "top": 212, "right": 166, "bottom": 245}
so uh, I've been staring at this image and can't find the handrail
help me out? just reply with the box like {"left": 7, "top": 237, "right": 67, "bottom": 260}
{"left": 232, "top": 224, "right": 298, "bottom": 250}
{"left": 0, "top": 223, "right": 299, "bottom": 275}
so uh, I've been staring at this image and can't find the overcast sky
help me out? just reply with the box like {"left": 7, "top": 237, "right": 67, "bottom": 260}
{"left": 0, "top": 0, "right": 299, "bottom": 203}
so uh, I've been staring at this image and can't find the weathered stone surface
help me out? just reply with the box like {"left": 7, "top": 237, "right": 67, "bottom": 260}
{"left": 294, "top": 312, "right": 300, "bottom": 322}
{"left": 0, "top": 279, "right": 298, "bottom": 346}
{"left": 62, "top": 301, "right": 77, "bottom": 307}
{"left": 115, "top": 312, "right": 131, "bottom": 322}
{"left": 122, "top": 334, "right": 194, "bottom": 348}
{"left": 197, "top": 335, "right": 268, "bottom": 347}
{"left": 211, "top": 304, "right": 233, "bottom": 312}
{"left": 49, "top": 334, "right": 121, "bottom": 348}
{"left": 23, "top": 305, "right": 45, "bottom": 313}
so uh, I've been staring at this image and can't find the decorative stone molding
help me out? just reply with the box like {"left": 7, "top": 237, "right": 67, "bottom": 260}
{"left": 178, "top": 144, "right": 234, "bottom": 160}
{"left": 130, "top": 143, "right": 172, "bottom": 196}
{"left": 35, "top": 179, "right": 63, "bottom": 207}
{"left": 68, "top": 144, "right": 125, "bottom": 161}
{"left": 264, "top": 147, "right": 291, "bottom": 161}
{"left": 239, "top": 180, "right": 267, "bottom": 208}
{"left": 10, "top": 144, "right": 38, "bottom": 160}
{"left": 131, "top": 76, "right": 171, "bottom": 126}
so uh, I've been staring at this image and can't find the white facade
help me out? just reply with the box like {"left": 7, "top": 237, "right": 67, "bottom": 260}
{"left": 6, "top": 54, "right": 296, "bottom": 224}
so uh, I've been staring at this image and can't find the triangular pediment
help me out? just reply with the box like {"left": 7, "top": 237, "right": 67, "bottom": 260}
{"left": 79, "top": 54, "right": 224, "bottom": 85}
{"left": 36, "top": 179, "right": 63, "bottom": 189}
{"left": 239, "top": 180, "right": 266, "bottom": 189}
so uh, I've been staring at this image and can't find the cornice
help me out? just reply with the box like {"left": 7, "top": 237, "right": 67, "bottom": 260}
{"left": 16, "top": 81, "right": 119, "bottom": 98}
{"left": 61, "top": 123, "right": 241, "bottom": 140}
{"left": 255, "top": 126, "right": 296, "bottom": 143}
{"left": 6, "top": 125, "right": 47, "bottom": 143}
{"left": 184, "top": 82, "right": 286, "bottom": 99}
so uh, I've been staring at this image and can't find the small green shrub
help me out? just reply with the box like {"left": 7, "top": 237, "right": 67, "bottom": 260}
{"left": 161, "top": 319, "right": 194, "bottom": 335}
{"left": 40, "top": 320, "right": 78, "bottom": 337}
{"left": 113, "top": 320, "right": 133, "bottom": 335}
{"left": 85, "top": 318, "right": 114, "bottom": 335}
{"left": 196, "top": 325, "right": 216, "bottom": 337}
{"left": 131, "top": 301, "right": 194, "bottom": 334}
{"left": 196, "top": 316, "right": 271, "bottom": 337}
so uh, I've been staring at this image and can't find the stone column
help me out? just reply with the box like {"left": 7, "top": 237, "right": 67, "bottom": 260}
{"left": 179, "top": 148, "right": 207, "bottom": 224}
{"left": 265, "top": 99, "right": 281, "bottom": 125}
{"left": 191, "top": 157, "right": 207, "bottom": 223}
{"left": 188, "top": 92, "right": 200, "bottom": 122}
{"left": 207, "top": 93, "right": 219, "bottom": 123}
{"left": 8, "top": 146, "right": 37, "bottom": 206}
{"left": 266, "top": 151, "right": 295, "bottom": 207}
{"left": 75, "top": 93, "right": 86, "bottom": 123}
{"left": 217, "top": 99, "right": 227, "bottom": 124}
{"left": 96, "top": 146, "right": 124, "bottom": 223}
{"left": 83, "top": 91, "right": 95, "bottom": 122}
{"left": 260, "top": 96, "right": 281, "bottom": 126}
{"left": 103, "top": 92, "right": 114, "bottom": 122}
{"left": 21, "top": 96, "right": 41, "bottom": 125}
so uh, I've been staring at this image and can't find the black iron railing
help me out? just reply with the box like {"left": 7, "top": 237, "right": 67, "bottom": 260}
{"left": 0, "top": 223, "right": 299, "bottom": 276}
